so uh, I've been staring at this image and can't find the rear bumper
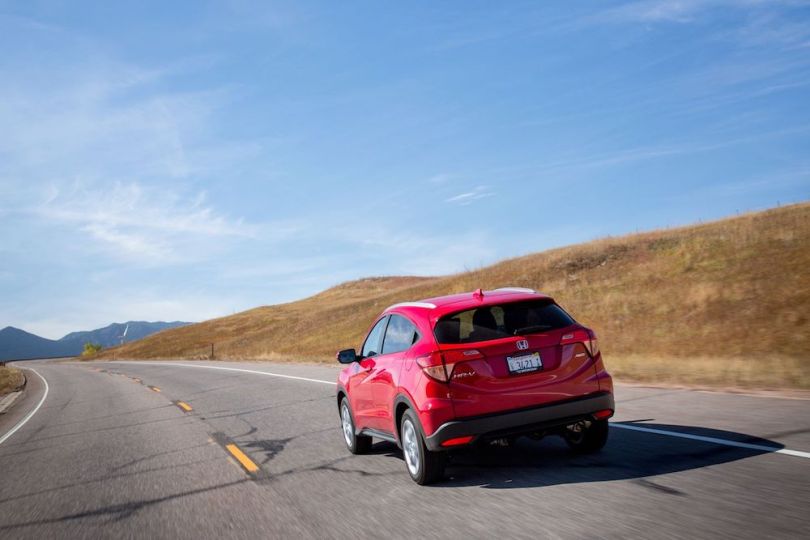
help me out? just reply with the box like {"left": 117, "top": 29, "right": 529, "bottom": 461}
{"left": 424, "top": 392, "right": 615, "bottom": 451}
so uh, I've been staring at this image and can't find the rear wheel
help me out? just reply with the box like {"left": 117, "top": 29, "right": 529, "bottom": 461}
{"left": 401, "top": 410, "right": 446, "bottom": 485}
{"left": 564, "top": 419, "right": 609, "bottom": 454}
{"left": 340, "top": 398, "right": 371, "bottom": 454}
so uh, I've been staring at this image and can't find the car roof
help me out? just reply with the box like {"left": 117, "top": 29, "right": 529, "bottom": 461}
{"left": 383, "top": 287, "right": 552, "bottom": 322}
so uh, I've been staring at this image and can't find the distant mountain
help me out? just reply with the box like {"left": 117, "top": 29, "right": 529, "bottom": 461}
{"left": 0, "top": 321, "right": 191, "bottom": 361}
{"left": 0, "top": 327, "right": 74, "bottom": 361}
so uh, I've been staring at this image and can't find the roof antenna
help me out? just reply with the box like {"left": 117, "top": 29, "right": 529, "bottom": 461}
{"left": 473, "top": 288, "right": 484, "bottom": 299}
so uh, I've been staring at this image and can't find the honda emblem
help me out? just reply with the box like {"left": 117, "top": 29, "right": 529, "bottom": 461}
{"left": 516, "top": 339, "right": 529, "bottom": 351}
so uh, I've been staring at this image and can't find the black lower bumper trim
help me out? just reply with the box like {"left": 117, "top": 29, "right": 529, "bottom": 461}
{"left": 424, "top": 392, "right": 615, "bottom": 451}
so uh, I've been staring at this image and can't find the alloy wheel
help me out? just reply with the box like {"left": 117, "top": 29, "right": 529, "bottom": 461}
{"left": 341, "top": 403, "right": 354, "bottom": 447}
{"left": 402, "top": 419, "right": 420, "bottom": 476}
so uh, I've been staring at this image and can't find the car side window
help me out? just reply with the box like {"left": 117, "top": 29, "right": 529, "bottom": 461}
{"left": 361, "top": 316, "right": 388, "bottom": 358}
{"left": 382, "top": 314, "right": 419, "bottom": 355}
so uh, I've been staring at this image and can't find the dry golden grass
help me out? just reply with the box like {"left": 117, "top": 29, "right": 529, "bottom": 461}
{"left": 0, "top": 366, "right": 24, "bottom": 395}
{"left": 100, "top": 203, "right": 810, "bottom": 389}
{"left": 608, "top": 355, "right": 809, "bottom": 390}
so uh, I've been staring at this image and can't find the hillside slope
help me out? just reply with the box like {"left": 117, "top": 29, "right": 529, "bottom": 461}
{"left": 101, "top": 203, "right": 810, "bottom": 389}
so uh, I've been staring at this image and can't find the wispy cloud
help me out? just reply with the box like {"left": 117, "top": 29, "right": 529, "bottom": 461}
{"left": 445, "top": 185, "right": 495, "bottom": 205}
{"left": 34, "top": 181, "right": 254, "bottom": 261}
{"left": 600, "top": 0, "right": 710, "bottom": 23}
{"left": 325, "top": 221, "right": 499, "bottom": 276}
{"left": 477, "top": 124, "right": 810, "bottom": 181}
{"left": 592, "top": 0, "right": 809, "bottom": 26}
{"left": 684, "top": 164, "right": 810, "bottom": 199}
{"left": 726, "top": 10, "right": 810, "bottom": 49}
{"left": 0, "top": 31, "right": 267, "bottom": 267}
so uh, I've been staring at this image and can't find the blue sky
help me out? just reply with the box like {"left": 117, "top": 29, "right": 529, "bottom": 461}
{"left": 1, "top": 1, "right": 809, "bottom": 338}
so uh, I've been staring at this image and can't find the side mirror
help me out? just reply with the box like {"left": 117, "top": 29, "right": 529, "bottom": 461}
{"left": 336, "top": 348, "right": 358, "bottom": 364}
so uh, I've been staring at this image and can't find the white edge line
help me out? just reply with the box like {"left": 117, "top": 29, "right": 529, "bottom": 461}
{"left": 106, "top": 361, "right": 810, "bottom": 460}
{"left": 0, "top": 368, "right": 50, "bottom": 446}
{"left": 613, "top": 423, "right": 810, "bottom": 459}
{"left": 110, "top": 361, "right": 335, "bottom": 386}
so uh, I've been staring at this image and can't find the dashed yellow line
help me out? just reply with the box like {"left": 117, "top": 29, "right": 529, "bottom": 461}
{"left": 176, "top": 401, "right": 193, "bottom": 412}
{"left": 148, "top": 386, "right": 161, "bottom": 393}
{"left": 225, "top": 443, "right": 259, "bottom": 473}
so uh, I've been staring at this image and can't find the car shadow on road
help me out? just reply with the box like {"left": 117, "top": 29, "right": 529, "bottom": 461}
{"left": 377, "top": 421, "right": 788, "bottom": 490}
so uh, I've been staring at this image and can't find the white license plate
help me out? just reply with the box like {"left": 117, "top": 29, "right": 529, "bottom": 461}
{"left": 506, "top": 352, "right": 542, "bottom": 374}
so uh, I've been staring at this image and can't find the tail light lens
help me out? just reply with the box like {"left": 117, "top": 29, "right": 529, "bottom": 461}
{"left": 417, "top": 350, "right": 482, "bottom": 382}
{"left": 561, "top": 328, "right": 599, "bottom": 358}
{"left": 417, "top": 352, "right": 453, "bottom": 382}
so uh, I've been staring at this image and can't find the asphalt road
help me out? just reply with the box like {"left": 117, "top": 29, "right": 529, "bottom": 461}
{"left": 1, "top": 359, "right": 808, "bottom": 539}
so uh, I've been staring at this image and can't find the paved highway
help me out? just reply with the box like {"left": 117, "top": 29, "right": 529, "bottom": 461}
{"left": 1, "top": 359, "right": 808, "bottom": 539}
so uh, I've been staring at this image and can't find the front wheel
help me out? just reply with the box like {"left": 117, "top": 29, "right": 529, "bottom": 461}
{"left": 400, "top": 410, "right": 446, "bottom": 485}
{"left": 340, "top": 398, "right": 371, "bottom": 454}
{"left": 563, "top": 419, "right": 609, "bottom": 454}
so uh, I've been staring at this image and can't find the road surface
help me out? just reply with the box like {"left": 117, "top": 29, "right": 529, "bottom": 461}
{"left": 1, "top": 359, "right": 808, "bottom": 539}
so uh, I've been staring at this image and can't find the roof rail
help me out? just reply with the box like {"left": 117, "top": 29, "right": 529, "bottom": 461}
{"left": 387, "top": 301, "right": 437, "bottom": 310}
{"left": 493, "top": 287, "right": 537, "bottom": 294}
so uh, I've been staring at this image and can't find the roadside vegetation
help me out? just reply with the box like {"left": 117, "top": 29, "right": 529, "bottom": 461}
{"left": 0, "top": 366, "right": 24, "bottom": 396}
{"left": 98, "top": 202, "right": 810, "bottom": 390}
{"left": 81, "top": 343, "right": 102, "bottom": 357}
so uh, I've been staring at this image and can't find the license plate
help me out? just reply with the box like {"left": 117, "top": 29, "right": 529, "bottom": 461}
{"left": 506, "top": 352, "right": 542, "bottom": 374}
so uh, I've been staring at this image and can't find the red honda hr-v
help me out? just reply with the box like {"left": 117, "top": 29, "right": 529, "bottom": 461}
{"left": 336, "top": 287, "right": 614, "bottom": 484}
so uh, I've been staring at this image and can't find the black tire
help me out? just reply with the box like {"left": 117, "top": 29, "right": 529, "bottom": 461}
{"left": 400, "top": 409, "right": 446, "bottom": 485}
{"left": 340, "top": 398, "right": 372, "bottom": 454}
{"left": 564, "top": 419, "right": 609, "bottom": 454}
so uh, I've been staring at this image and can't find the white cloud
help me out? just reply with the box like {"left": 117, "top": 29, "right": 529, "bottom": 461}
{"left": 0, "top": 38, "right": 267, "bottom": 267}
{"left": 34, "top": 180, "right": 254, "bottom": 262}
{"left": 445, "top": 185, "right": 495, "bottom": 205}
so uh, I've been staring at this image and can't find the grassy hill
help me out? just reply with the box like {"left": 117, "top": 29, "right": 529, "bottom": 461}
{"left": 99, "top": 203, "right": 810, "bottom": 389}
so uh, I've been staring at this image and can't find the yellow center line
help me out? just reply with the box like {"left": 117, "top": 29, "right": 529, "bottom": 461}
{"left": 225, "top": 444, "right": 260, "bottom": 473}
{"left": 149, "top": 386, "right": 161, "bottom": 393}
{"left": 176, "top": 401, "right": 193, "bottom": 412}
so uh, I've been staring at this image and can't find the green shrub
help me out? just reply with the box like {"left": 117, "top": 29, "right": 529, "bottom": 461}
{"left": 82, "top": 342, "right": 102, "bottom": 356}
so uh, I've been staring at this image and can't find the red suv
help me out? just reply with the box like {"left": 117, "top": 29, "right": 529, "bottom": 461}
{"left": 336, "top": 287, "right": 614, "bottom": 484}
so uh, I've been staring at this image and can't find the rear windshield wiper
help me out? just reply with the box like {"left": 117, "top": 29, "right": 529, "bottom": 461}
{"left": 513, "top": 325, "right": 552, "bottom": 335}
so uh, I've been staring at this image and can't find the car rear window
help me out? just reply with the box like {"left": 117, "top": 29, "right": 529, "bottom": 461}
{"left": 433, "top": 300, "right": 575, "bottom": 344}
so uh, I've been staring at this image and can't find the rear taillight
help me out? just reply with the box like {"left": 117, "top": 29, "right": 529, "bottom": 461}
{"left": 418, "top": 350, "right": 482, "bottom": 382}
{"left": 561, "top": 328, "right": 599, "bottom": 358}
{"left": 417, "top": 352, "right": 453, "bottom": 382}
{"left": 587, "top": 336, "right": 599, "bottom": 357}
{"left": 593, "top": 409, "right": 613, "bottom": 420}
